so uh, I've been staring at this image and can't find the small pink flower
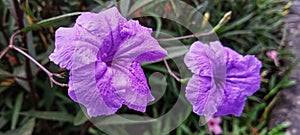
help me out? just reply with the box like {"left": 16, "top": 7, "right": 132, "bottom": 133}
{"left": 206, "top": 116, "right": 222, "bottom": 135}
{"left": 266, "top": 50, "right": 279, "bottom": 67}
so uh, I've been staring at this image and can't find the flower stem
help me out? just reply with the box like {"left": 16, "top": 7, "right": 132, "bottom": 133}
{"left": 0, "top": 46, "right": 10, "bottom": 59}
{"left": 0, "top": 30, "right": 68, "bottom": 87}
{"left": 11, "top": 45, "right": 68, "bottom": 87}
{"left": 163, "top": 59, "right": 181, "bottom": 82}
{"left": 157, "top": 11, "right": 232, "bottom": 42}
{"left": 163, "top": 59, "right": 190, "bottom": 83}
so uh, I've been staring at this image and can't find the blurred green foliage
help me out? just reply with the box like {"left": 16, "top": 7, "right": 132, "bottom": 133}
{"left": 0, "top": 0, "right": 295, "bottom": 134}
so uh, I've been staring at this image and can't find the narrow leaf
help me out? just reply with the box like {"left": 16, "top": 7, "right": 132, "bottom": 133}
{"left": 0, "top": 117, "right": 8, "bottom": 129}
{"left": 19, "top": 118, "right": 35, "bottom": 135}
{"left": 26, "top": 111, "right": 74, "bottom": 122}
{"left": 128, "top": 0, "right": 155, "bottom": 15}
{"left": 120, "top": 0, "right": 130, "bottom": 17}
{"left": 11, "top": 92, "right": 24, "bottom": 130}
{"left": 22, "top": 12, "right": 84, "bottom": 33}
{"left": 73, "top": 110, "right": 88, "bottom": 126}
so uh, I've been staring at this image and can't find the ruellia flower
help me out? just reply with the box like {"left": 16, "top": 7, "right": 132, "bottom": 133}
{"left": 266, "top": 50, "right": 279, "bottom": 67}
{"left": 184, "top": 41, "right": 261, "bottom": 116}
{"left": 206, "top": 116, "right": 222, "bottom": 135}
{"left": 49, "top": 7, "right": 167, "bottom": 117}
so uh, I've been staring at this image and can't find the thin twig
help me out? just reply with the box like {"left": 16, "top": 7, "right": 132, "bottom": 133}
{"left": 163, "top": 59, "right": 182, "bottom": 82}
{"left": 12, "top": 0, "right": 38, "bottom": 109}
{"left": 0, "top": 46, "right": 11, "bottom": 59}
{"left": 11, "top": 45, "right": 68, "bottom": 87}
{"left": 157, "top": 11, "right": 232, "bottom": 42}
{"left": 9, "top": 30, "right": 21, "bottom": 45}
{"left": 0, "top": 30, "right": 68, "bottom": 87}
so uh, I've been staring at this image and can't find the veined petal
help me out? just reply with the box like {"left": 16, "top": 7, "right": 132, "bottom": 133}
{"left": 72, "top": 41, "right": 99, "bottom": 69}
{"left": 70, "top": 61, "right": 122, "bottom": 117}
{"left": 184, "top": 41, "right": 261, "bottom": 117}
{"left": 185, "top": 41, "right": 226, "bottom": 116}
{"left": 225, "top": 48, "right": 262, "bottom": 96}
{"left": 185, "top": 75, "right": 210, "bottom": 115}
{"left": 112, "top": 61, "right": 154, "bottom": 112}
{"left": 49, "top": 27, "right": 76, "bottom": 70}
{"left": 184, "top": 41, "right": 213, "bottom": 76}
{"left": 76, "top": 7, "right": 126, "bottom": 45}
{"left": 214, "top": 50, "right": 262, "bottom": 116}
{"left": 214, "top": 90, "right": 247, "bottom": 116}
{"left": 114, "top": 20, "right": 167, "bottom": 63}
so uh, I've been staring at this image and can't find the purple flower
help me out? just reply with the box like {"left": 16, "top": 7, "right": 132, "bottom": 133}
{"left": 49, "top": 7, "right": 167, "bottom": 117}
{"left": 184, "top": 41, "right": 261, "bottom": 116}
{"left": 206, "top": 116, "right": 222, "bottom": 135}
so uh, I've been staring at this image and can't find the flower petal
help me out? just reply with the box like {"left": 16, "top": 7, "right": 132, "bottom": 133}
{"left": 112, "top": 61, "right": 154, "bottom": 112}
{"left": 185, "top": 41, "right": 226, "bottom": 116}
{"left": 213, "top": 89, "right": 247, "bottom": 116}
{"left": 75, "top": 7, "right": 126, "bottom": 45}
{"left": 185, "top": 75, "right": 210, "bottom": 115}
{"left": 68, "top": 71, "right": 78, "bottom": 102}
{"left": 225, "top": 48, "right": 262, "bottom": 96}
{"left": 114, "top": 20, "right": 167, "bottom": 63}
{"left": 184, "top": 41, "right": 210, "bottom": 76}
{"left": 49, "top": 27, "right": 76, "bottom": 69}
{"left": 70, "top": 61, "right": 122, "bottom": 117}
{"left": 76, "top": 7, "right": 127, "bottom": 63}
{"left": 184, "top": 41, "right": 226, "bottom": 77}
{"left": 213, "top": 49, "right": 262, "bottom": 116}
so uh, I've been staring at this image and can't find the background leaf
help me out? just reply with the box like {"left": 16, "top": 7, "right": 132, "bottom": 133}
{"left": 11, "top": 92, "right": 23, "bottom": 130}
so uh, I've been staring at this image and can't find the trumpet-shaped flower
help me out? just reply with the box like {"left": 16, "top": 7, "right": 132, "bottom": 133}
{"left": 49, "top": 7, "right": 167, "bottom": 117}
{"left": 184, "top": 41, "right": 261, "bottom": 116}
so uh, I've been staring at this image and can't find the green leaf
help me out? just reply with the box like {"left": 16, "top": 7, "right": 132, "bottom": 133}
{"left": 0, "top": 117, "right": 8, "bottom": 129}
{"left": 120, "top": 0, "right": 130, "bottom": 17}
{"left": 180, "top": 124, "right": 193, "bottom": 135}
{"left": 220, "top": 30, "right": 254, "bottom": 38}
{"left": 24, "top": 0, "right": 36, "bottom": 20}
{"left": 25, "top": 111, "right": 74, "bottom": 122}
{"left": 264, "top": 69, "right": 294, "bottom": 100}
{"left": 93, "top": 0, "right": 105, "bottom": 5}
{"left": 19, "top": 118, "right": 35, "bottom": 135}
{"left": 0, "top": 86, "right": 9, "bottom": 95}
{"left": 223, "top": 13, "right": 255, "bottom": 31}
{"left": 4, "top": 118, "right": 35, "bottom": 135}
{"left": 73, "top": 110, "right": 88, "bottom": 126}
{"left": 11, "top": 92, "right": 24, "bottom": 130}
{"left": 165, "top": 46, "right": 189, "bottom": 59}
{"left": 267, "top": 121, "right": 291, "bottom": 135}
{"left": 94, "top": 114, "right": 155, "bottom": 126}
{"left": 0, "top": 68, "right": 13, "bottom": 77}
{"left": 128, "top": 0, "right": 155, "bottom": 15}
{"left": 13, "top": 66, "right": 30, "bottom": 92}
{"left": 22, "top": 12, "right": 84, "bottom": 33}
